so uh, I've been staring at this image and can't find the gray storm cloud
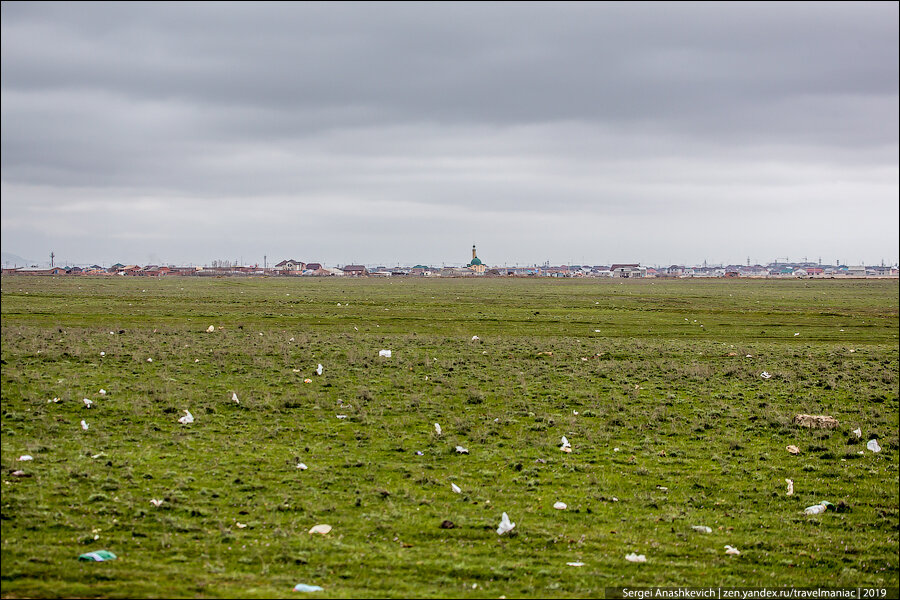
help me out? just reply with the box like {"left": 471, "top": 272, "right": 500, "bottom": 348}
{"left": 2, "top": 2, "right": 897, "bottom": 266}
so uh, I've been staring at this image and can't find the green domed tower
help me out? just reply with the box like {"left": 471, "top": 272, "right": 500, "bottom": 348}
{"left": 468, "top": 245, "right": 482, "bottom": 266}
{"left": 467, "top": 245, "right": 485, "bottom": 273}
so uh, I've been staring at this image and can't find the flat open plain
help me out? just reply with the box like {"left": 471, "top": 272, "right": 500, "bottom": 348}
{"left": 1, "top": 276, "right": 897, "bottom": 597}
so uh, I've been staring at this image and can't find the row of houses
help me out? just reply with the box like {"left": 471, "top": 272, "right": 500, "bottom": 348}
{"left": 3, "top": 262, "right": 896, "bottom": 278}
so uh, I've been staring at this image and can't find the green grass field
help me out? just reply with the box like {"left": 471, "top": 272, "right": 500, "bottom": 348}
{"left": 2, "top": 276, "right": 898, "bottom": 598}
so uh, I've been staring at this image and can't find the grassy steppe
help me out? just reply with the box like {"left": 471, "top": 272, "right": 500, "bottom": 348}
{"left": 1, "top": 276, "right": 898, "bottom": 598}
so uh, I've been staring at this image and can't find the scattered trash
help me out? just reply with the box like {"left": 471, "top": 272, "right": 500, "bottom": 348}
{"left": 724, "top": 545, "right": 741, "bottom": 556}
{"left": 316, "top": 364, "right": 323, "bottom": 376}
{"left": 83, "top": 398, "right": 93, "bottom": 408}
{"left": 336, "top": 415, "right": 348, "bottom": 419}
{"left": 100, "top": 351, "right": 105, "bottom": 357}
{"left": 379, "top": 349, "right": 392, "bottom": 358}
{"left": 794, "top": 332, "right": 800, "bottom": 336}
{"left": 451, "top": 483, "right": 461, "bottom": 494}
{"left": 48, "top": 397, "right": 61, "bottom": 403}
{"left": 147, "top": 358, "right": 153, "bottom": 363}
{"left": 178, "top": 410, "right": 194, "bottom": 424}
{"left": 553, "top": 501, "right": 567, "bottom": 510}
{"left": 496, "top": 512, "right": 515, "bottom": 535}
{"left": 560, "top": 436, "right": 572, "bottom": 453}
{"left": 293, "top": 584, "right": 324, "bottom": 593}
{"left": 691, "top": 526, "right": 712, "bottom": 533}
{"left": 793, "top": 414, "right": 838, "bottom": 429}
{"left": 81, "top": 420, "right": 89, "bottom": 430}
{"left": 415, "top": 451, "right": 424, "bottom": 456}
{"left": 786, "top": 479, "right": 794, "bottom": 495}
{"left": 455, "top": 446, "right": 469, "bottom": 454}
{"left": 613, "top": 447, "right": 620, "bottom": 452}
{"left": 150, "top": 499, "right": 163, "bottom": 507}
{"left": 804, "top": 501, "right": 834, "bottom": 515}
{"left": 746, "top": 354, "right": 753, "bottom": 358}
{"left": 786, "top": 445, "right": 800, "bottom": 454}
{"left": 760, "top": 371, "right": 772, "bottom": 379}
{"left": 207, "top": 325, "right": 215, "bottom": 332}
{"left": 866, "top": 439, "right": 881, "bottom": 453}
{"left": 232, "top": 392, "right": 240, "bottom": 404}
{"left": 625, "top": 553, "right": 646, "bottom": 563}
{"left": 296, "top": 463, "right": 308, "bottom": 470}
{"left": 440, "top": 520, "right": 456, "bottom": 529}
{"left": 853, "top": 428, "right": 862, "bottom": 438}
{"left": 308, "top": 524, "right": 332, "bottom": 535}
{"left": 304, "top": 378, "right": 312, "bottom": 384}
{"left": 434, "top": 423, "right": 442, "bottom": 435}
{"left": 98, "top": 389, "right": 106, "bottom": 396}
{"left": 17, "top": 455, "right": 33, "bottom": 461}
{"left": 236, "top": 522, "right": 247, "bottom": 529}
{"left": 567, "top": 561, "right": 585, "bottom": 567}
{"left": 11, "top": 470, "right": 29, "bottom": 477}
{"left": 471, "top": 336, "right": 480, "bottom": 341}
{"left": 78, "top": 550, "right": 117, "bottom": 562}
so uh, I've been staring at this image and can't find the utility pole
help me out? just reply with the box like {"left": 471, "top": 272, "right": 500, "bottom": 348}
{"left": 264, "top": 255, "right": 267, "bottom": 269}
{"left": 50, "top": 252, "right": 55, "bottom": 268}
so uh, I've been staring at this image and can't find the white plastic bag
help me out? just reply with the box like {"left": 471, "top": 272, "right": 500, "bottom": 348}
{"left": 625, "top": 553, "right": 646, "bottom": 563}
{"left": 308, "top": 524, "right": 332, "bottom": 535}
{"left": 496, "top": 512, "right": 515, "bottom": 535}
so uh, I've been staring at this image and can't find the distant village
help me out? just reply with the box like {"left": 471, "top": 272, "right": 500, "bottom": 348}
{"left": 3, "top": 245, "right": 897, "bottom": 278}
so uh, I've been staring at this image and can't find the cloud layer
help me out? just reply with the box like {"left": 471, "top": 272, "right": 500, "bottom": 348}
{"left": 2, "top": 2, "right": 897, "bottom": 266}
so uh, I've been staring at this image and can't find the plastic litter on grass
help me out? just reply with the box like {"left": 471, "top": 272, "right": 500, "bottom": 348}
{"left": 308, "top": 524, "right": 332, "bottom": 535}
{"left": 625, "top": 553, "right": 647, "bottom": 563}
{"left": 78, "top": 550, "right": 117, "bottom": 562}
{"left": 497, "top": 512, "right": 515, "bottom": 535}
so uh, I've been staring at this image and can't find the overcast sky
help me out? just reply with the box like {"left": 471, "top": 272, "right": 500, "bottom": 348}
{"left": 2, "top": 2, "right": 898, "bottom": 267}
